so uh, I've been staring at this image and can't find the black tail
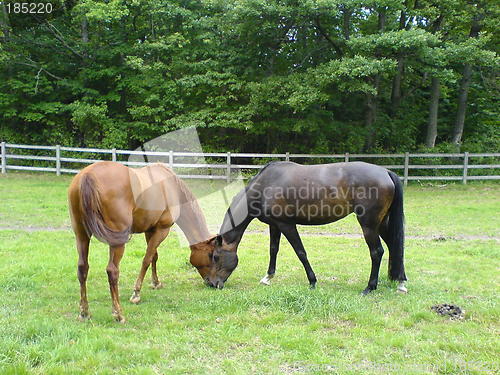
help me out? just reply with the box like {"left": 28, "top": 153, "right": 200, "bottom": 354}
{"left": 386, "top": 171, "right": 407, "bottom": 281}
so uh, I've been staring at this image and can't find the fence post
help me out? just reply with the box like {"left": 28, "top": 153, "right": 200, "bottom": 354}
{"left": 56, "top": 145, "right": 61, "bottom": 176}
{"left": 112, "top": 148, "right": 117, "bottom": 162}
{"left": 403, "top": 152, "right": 409, "bottom": 186}
{"left": 462, "top": 152, "right": 469, "bottom": 184}
{"left": 344, "top": 152, "right": 349, "bottom": 163}
{"left": 226, "top": 152, "right": 231, "bottom": 183}
{"left": 1, "top": 142, "right": 5, "bottom": 174}
{"left": 286, "top": 152, "right": 290, "bottom": 161}
{"left": 169, "top": 150, "right": 173, "bottom": 168}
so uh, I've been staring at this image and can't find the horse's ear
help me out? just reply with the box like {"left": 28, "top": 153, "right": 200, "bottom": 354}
{"left": 215, "top": 235, "right": 223, "bottom": 247}
{"left": 205, "top": 235, "right": 217, "bottom": 246}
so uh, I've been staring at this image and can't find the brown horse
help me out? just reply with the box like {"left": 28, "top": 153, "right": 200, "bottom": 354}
{"left": 68, "top": 161, "right": 215, "bottom": 323}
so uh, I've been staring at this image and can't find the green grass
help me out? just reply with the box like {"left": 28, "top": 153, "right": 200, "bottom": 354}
{"left": 0, "top": 173, "right": 499, "bottom": 374}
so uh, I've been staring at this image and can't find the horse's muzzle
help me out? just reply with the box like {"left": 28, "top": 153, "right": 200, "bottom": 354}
{"left": 206, "top": 278, "right": 224, "bottom": 289}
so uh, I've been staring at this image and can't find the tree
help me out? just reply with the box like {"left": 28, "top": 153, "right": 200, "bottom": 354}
{"left": 0, "top": 0, "right": 497, "bottom": 154}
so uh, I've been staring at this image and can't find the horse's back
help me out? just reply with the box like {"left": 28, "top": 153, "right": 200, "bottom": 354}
{"left": 327, "top": 162, "right": 393, "bottom": 188}
{"left": 74, "top": 161, "right": 133, "bottom": 203}
{"left": 69, "top": 161, "right": 135, "bottom": 235}
{"left": 291, "top": 161, "right": 395, "bottom": 204}
{"left": 258, "top": 161, "right": 393, "bottom": 190}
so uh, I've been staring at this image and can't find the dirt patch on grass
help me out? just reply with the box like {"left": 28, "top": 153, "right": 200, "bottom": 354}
{"left": 431, "top": 304, "right": 465, "bottom": 320}
{"left": 0, "top": 226, "right": 498, "bottom": 242}
{"left": 246, "top": 230, "right": 500, "bottom": 242}
{"left": 0, "top": 225, "right": 71, "bottom": 232}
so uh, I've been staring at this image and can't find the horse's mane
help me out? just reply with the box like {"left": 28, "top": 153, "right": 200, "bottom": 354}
{"left": 220, "top": 162, "right": 292, "bottom": 240}
{"left": 228, "top": 161, "right": 291, "bottom": 215}
{"left": 246, "top": 161, "right": 291, "bottom": 186}
{"left": 157, "top": 164, "right": 207, "bottom": 225}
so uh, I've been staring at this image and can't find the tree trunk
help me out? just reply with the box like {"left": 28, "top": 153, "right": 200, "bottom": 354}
{"left": 426, "top": 76, "right": 440, "bottom": 147}
{"left": 452, "top": 64, "right": 472, "bottom": 146}
{"left": 0, "top": 2, "right": 11, "bottom": 42}
{"left": 266, "top": 131, "right": 271, "bottom": 153}
{"left": 81, "top": 18, "right": 89, "bottom": 43}
{"left": 364, "top": 93, "right": 376, "bottom": 150}
{"left": 1, "top": 3, "right": 12, "bottom": 80}
{"left": 377, "top": 8, "right": 386, "bottom": 32}
{"left": 390, "top": 8, "right": 408, "bottom": 113}
{"left": 364, "top": 9, "right": 385, "bottom": 150}
{"left": 341, "top": 6, "right": 351, "bottom": 40}
{"left": 451, "top": 12, "right": 482, "bottom": 146}
{"left": 364, "top": 76, "right": 379, "bottom": 151}
{"left": 391, "top": 58, "right": 404, "bottom": 112}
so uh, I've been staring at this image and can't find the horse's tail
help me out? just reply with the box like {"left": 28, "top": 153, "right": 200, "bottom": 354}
{"left": 79, "top": 173, "right": 130, "bottom": 246}
{"left": 386, "top": 171, "right": 407, "bottom": 281}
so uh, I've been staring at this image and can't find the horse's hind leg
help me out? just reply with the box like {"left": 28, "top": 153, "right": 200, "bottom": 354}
{"left": 130, "top": 227, "right": 170, "bottom": 304}
{"left": 76, "top": 232, "right": 90, "bottom": 320}
{"left": 357, "top": 210, "right": 384, "bottom": 295}
{"left": 260, "top": 224, "right": 281, "bottom": 286}
{"left": 107, "top": 244, "right": 126, "bottom": 323}
{"left": 380, "top": 221, "right": 407, "bottom": 293}
{"left": 358, "top": 222, "right": 384, "bottom": 295}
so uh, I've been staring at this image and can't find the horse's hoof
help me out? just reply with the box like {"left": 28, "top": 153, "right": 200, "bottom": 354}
{"left": 78, "top": 313, "right": 91, "bottom": 322}
{"left": 150, "top": 282, "right": 163, "bottom": 290}
{"left": 260, "top": 274, "right": 273, "bottom": 286}
{"left": 112, "top": 312, "right": 126, "bottom": 324}
{"left": 397, "top": 283, "right": 408, "bottom": 294}
{"left": 361, "top": 288, "right": 373, "bottom": 296}
{"left": 309, "top": 282, "right": 316, "bottom": 290}
{"left": 129, "top": 293, "right": 141, "bottom": 304}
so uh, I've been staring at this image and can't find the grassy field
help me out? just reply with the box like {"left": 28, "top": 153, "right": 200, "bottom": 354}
{"left": 0, "top": 173, "right": 499, "bottom": 374}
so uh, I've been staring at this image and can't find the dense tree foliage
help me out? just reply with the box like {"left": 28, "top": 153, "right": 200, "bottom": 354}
{"left": 0, "top": 0, "right": 498, "bottom": 153}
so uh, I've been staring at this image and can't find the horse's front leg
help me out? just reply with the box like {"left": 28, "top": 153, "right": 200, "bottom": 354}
{"left": 150, "top": 251, "right": 162, "bottom": 289}
{"left": 130, "top": 227, "right": 170, "bottom": 304}
{"left": 276, "top": 223, "right": 317, "bottom": 288}
{"left": 260, "top": 223, "right": 281, "bottom": 286}
{"left": 107, "top": 244, "right": 126, "bottom": 323}
{"left": 144, "top": 231, "right": 163, "bottom": 289}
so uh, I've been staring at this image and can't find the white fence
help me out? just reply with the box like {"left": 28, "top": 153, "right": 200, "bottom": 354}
{"left": 1, "top": 142, "right": 499, "bottom": 185}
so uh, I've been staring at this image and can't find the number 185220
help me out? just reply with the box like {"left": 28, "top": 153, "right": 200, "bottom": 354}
{"left": 5, "top": 2, "right": 53, "bottom": 14}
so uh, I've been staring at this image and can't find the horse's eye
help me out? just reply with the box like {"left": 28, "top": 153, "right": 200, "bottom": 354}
{"left": 213, "top": 255, "right": 220, "bottom": 262}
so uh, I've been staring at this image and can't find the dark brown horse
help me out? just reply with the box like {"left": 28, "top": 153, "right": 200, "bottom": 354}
{"left": 68, "top": 161, "right": 215, "bottom": 322}
{"left": 206, "top": 161, "right": 407, "bottom": 294}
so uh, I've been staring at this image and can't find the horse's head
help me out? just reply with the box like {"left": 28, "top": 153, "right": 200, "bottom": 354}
{"left": 189, "top": 236, "right": 217, "bottom": 281}
{"left": 202, "top": 234, "right": 239, "bottom": 289}
{"left": 189, "top": 235, "right": 238, "bottom": 288}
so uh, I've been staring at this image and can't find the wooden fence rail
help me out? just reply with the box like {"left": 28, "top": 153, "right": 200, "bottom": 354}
{"left": 1, "top": 142, "right": 499, "bottom": 185}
